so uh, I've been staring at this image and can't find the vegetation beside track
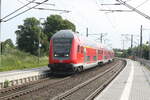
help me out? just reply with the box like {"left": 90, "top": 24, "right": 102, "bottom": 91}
{"left": 0, "top": 14, "right": 76, "bottom": 72}
{"left": 114, "top": 43, "right": 150, "bottom": 60}
{"left": 0, "top": 49, "right": 48, "bottom": 72}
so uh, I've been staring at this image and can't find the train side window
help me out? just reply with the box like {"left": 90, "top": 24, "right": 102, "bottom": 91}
{"left": 87, "top": 56, "right": 90, "bottom": 61}
{"left": 93, "top": 56, "right": 97, "bottom": 61}
{"left": 100, "top": 50, "right": 102, "bottom": 54}
{"left": 98, "top": 50, "right": 103, "bottom": 55}
{"left": 81, "top": 46, "right": 84, "bottom": 53}
{"left": 77, "top": 45, "right": 80, "bottom": 52}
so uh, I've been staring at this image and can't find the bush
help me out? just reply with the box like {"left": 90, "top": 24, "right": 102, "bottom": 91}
{"left": 0, "top": 48, "right": 48, "bottom": 72}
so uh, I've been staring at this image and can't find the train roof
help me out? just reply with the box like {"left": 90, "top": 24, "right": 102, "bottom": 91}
{"left": 51, "top": 30, "right": 74, "bottom": 39}
{"left": 74, "top": 32, "right": 104, "bottom": 49}
{"left": 51, "top": 30, "right": 112, "bottom": 51}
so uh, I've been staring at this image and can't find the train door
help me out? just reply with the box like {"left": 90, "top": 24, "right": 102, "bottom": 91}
{"left": 96, "top": 49, "right": 98, "bottom": 61}
{"left": 84, "top": 48, "right": 87, "bottom": 63}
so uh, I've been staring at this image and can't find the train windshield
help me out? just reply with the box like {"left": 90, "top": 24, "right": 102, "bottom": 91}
{"left": 53, "top": 38, "right": 72, "bottom": 59}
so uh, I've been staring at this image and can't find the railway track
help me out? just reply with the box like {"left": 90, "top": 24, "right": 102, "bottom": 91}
{"left": 0, "top": 76, "right": 71, "bottom": 100}
{"left": 0, "top": 59, "right": 125, "bottom": 100}
{"left": 0, "top": 77, "right": 49, "bottom": 96}
{"left": 52, "top": 60, "right": 125, "bottom": 100}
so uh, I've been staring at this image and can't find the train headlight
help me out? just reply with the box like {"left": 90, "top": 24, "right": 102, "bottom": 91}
{"left": 54, "top": 54, "right": 58, "bottom": 57}
{"left": 65, "top": 54, "right": 69, "bottom": 57}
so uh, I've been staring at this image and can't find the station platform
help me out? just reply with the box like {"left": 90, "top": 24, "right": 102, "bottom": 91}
{"left": 0, "top": 66, "right": 50, "bottom": 89}
{"left": 94, "top": 59, "right": 150, "bottom": 100}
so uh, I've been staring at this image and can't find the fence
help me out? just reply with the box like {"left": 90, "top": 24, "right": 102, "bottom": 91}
{"left": 135, "top": 57, "right": 150, "bottom": 68}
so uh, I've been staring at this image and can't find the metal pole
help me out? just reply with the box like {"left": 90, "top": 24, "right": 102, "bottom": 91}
{"left": 38, "top": 18, "right": 41, "bottom": 63}
{"left": 38, "top": 28, "right": 40, "bottom": 63}
{"left": 140, "top": 25, "right": 143, "bottom": 58}
{"left": 131, "top": 34, "right": 133, "bottom": 56}
{"left": 38, "top": 18, "right": 44, "bottom": 63}
{"left": 131, "top": 34, "right": 133, "bottom": 48}
{"left": 122, "top": 40, "right": 124, "bottom": 50}
{"left": 100, "top": 33, "right": 103, "bottom": 43}
{"left": 86, "top": 27, "right": 88, "bottom": 37}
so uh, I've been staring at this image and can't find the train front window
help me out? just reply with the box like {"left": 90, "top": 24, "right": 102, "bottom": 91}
{"left": 53, "top": 38, "right": 72, "bottom": 59}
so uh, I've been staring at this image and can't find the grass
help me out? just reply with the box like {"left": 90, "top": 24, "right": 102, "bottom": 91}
{"left": 0, "top": 49, "right": 48, "bottom": 72}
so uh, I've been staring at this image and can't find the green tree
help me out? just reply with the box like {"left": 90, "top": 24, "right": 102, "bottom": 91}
{"left": 113, "top": 48, "right": 123, "bottom": 57}
{"left": 61, "top": 19, "right": 76, "bottom": 32}
{"left": 15, "top": 17, "right": 42, "bottom": 56}
{"left": 1, "top": 39, "right": 15, "bottom": 53}
{"left": 121, "top": 43, "right": 150, "bottom": 60}
{"left": 43, "top": 15, "right": 76, "bottom": 40}
{"left": 4, "top": 39, "right": 14, "bottom": 48}
{"left": 142, "top": 44, "right": 149, "bottom": 59}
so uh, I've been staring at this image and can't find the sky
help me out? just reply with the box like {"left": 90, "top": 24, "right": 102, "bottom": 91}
{"left": 1, "top": 0, "right": 150, "bottom": 49}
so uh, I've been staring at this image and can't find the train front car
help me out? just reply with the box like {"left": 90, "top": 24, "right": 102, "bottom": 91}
{"left": 48, "top": 30, "right": 80, "bottom": 75}
{"left": 48, "top": 30, "right": 114, "bottom": 75}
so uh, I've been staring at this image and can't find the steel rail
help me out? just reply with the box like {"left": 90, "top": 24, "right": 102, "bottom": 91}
{"left": 0, "top": 76, "right": 71, "bottom": 100}
{"left": 85, "top": 61, "right": 126, "bottom": 100}
{"left": 0, "top": 77, "right": 50, "bottom": 96}
{"left": 52, "top": 60, "right": 125, "bottom": 100}
{"left": 0, "top": 60, "right": 123, "bottom": 100}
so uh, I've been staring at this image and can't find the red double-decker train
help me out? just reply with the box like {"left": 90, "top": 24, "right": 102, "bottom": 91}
{"left": 48, "top": 30, "right": 114, "bottom": 74}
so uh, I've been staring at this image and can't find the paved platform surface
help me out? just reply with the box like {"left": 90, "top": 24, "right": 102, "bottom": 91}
{"left": 94, "top": 59, "right": 150, "bottom": 100}
{"left": 0, "top": 66, "right": 50, "bottom": 88}
{"left": 0, "top": 66, "right": 49, "bottom": 79}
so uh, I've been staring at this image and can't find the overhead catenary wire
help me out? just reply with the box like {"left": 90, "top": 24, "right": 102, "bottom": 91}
{"left": 34, "top": 8, "right": 70, "bottom": 13}
{"left": 59, "top": 0, "right": 88, "bottom": 36}
{"left": 26, "top": 0, "right": 55, "bottom": 6}
{"left": 98, "top": 1, "right": 118, "bottom": 29}
{"left": 116, "top": 0, "right": 150, "bottom": 21}
{"left": 17, "top": 0, "right": 27, "bottom": 5}
{"left": 96, "top": 0, "right": 120, "bottom": 46}
{"left": 125, "top": 0, "right": 132, "bottom": 2}
{"left": 135, "top": 0, "right": 149, "bottom": 8}
{"left": 18, "top": 0, "right": 70, "bottom": 14}
{"left": 3, "top": 0, "right": 48, "bottom": 22}
{"left": 95, "top": 0, "right": 115, "bottom": 28}
{"left": 100, "top": 9, "right": 132, "bottom": 12}
{"left": 1, "top": 0, "right": 36, "bottom": 22}
{"left": 95, "top": 0, "right": 101, "bottom": 8}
